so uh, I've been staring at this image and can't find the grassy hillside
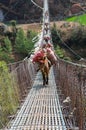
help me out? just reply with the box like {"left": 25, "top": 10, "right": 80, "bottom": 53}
{"left": 66, "top": 14, "right": 86, "bottom": 25}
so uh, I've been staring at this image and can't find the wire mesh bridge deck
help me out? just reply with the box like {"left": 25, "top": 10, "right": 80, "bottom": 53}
{"left": 9, "top": 67, "right": 66, "bottom": 130}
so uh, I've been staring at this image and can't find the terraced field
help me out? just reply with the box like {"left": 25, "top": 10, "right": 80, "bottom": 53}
{"left": 66, "top": 13, "right": 86, "bottom": 25}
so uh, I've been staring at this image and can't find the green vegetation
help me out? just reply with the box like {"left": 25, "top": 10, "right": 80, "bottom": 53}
{"left": 0, "top": 61, "right": 19, "bottom": 128}
{"left": 10, "top": 20, "right": 17, "bottom": 41}
{"left": 15, "top": 28, "right": 37, "bottom": 57}
{"left": 67, "top": 25, "right": 86, "bottom": 48}
{"left": 66, "top": 14, "right": 86, "bottom": 25}
{"left": 0, "top": 37, "right": 14, "bottom": 63}
{"left": 51, "top": 20, "right": 86, "bottom": 60}
{"left": 55, "top": 45, "right": 64, "bottom": 58}
{"left": 4, "top": 37, "right": 12, "bottom": 53}
{"left": 51, "top": 23, "right": 61, "bottom": 47}
{"left": 51, "top": 23, "right": 72, "bottom": 61}
{"left": 55, "top": 45, "right": 71, "bottom": 61}
{"left": 0, "top": 22, "right": 37, "bottom": 62}
{"left": 10, "top": 20, "right": 17, "bottom": 27}
{"left": 0, "top": 23, "right": 37, "bottom": 128}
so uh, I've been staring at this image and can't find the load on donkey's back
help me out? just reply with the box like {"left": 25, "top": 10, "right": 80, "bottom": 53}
{"left": 31, "top": 42, "right": 57, "bottom": 66}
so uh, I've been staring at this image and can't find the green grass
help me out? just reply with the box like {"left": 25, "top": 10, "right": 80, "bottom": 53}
{"left": 66, "top": 14, "right": 86, "bottom": 25}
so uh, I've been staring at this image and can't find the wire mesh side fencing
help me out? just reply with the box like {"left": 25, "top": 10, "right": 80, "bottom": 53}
{"left": 8, "top": 59, "right": 37, "bottom": 101}
{"left": 53, "top": 57, "right": 86, "bottom": 130}
{"left": 0, "top": 59, "right": 37, "bottom": 129}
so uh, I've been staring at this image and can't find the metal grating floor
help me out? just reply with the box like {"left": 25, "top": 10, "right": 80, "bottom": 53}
{"left": 9, "top": 67, "right": 67, "bottom": 130}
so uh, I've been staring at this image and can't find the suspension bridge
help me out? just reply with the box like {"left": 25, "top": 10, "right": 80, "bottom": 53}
{"left": 1, "top": 0, "right": 86, "bottom": 130}
{"left": 9, "top": 0, "right": 67, "bottom": 129}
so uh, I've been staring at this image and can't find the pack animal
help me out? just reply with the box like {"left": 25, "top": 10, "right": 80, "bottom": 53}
{"left": 39, "top": 55, "right": 51, "bottom": 85}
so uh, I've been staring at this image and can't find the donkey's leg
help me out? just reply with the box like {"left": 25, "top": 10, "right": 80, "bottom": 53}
{"left": 42, "top": 72, "right": 46, "bottom": 85}
{"left": 46, "top": 74, "right": 49, "bottom": 85}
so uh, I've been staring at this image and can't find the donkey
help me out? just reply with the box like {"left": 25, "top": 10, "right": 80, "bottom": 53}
{"left": 39, "top": 55, "right": 51, "bottom": 85}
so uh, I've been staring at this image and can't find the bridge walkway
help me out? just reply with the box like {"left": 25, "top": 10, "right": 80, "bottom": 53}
{"left": 9, "top": 67, "right": 66, "bottom": 130}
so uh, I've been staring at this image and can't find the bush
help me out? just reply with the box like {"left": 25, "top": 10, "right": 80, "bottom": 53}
{"left": 10, "top": 20, "right": 16, "bottom": 27}
{"left": 51, "top": 23, "right": 60, "bottom": 47}
{"left": 55, "top": 45, "right": 65, "bottom": 58}
{"left": 69, "top": 26, "right": 86, "bottom": 47}
{"left": 63, "top": 56, "right": 72, "bottom": 61}
{"left": 0, "top": 61, "right": 19, "bottom": 128}
{"left": 0, "top": 51, "right": 14, "bottom": 63}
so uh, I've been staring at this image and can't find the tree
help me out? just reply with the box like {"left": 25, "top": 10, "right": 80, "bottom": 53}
{"left": 15, "top": 28, "right": 36, "bottom": 57}
{"left": 4, "top": 37, "right": 12, "bottom": 53}
{"left": 0, "top": 37, "right": 13, "bottom": 63}
{"left": 15, "top": 28, "right": 28, "bottom": 56}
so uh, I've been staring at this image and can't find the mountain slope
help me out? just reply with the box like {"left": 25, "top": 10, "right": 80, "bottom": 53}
{"left": 0, "top": 0, "right": 86, "bottom": 22}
